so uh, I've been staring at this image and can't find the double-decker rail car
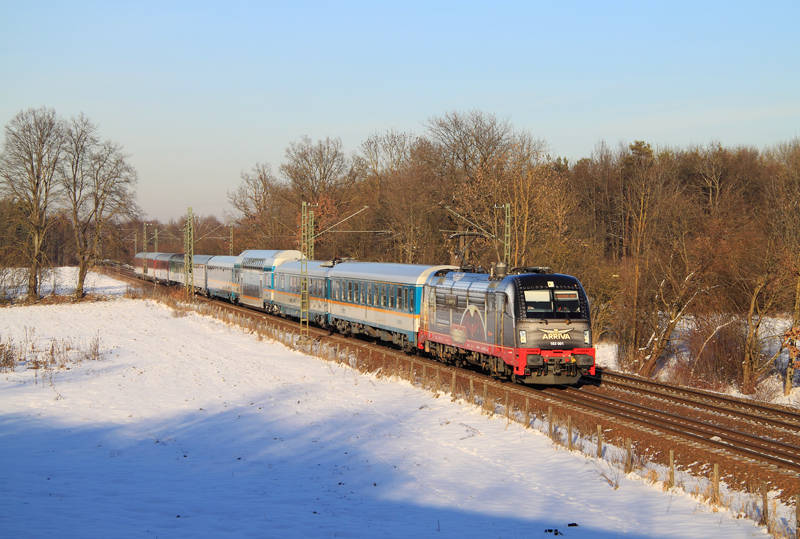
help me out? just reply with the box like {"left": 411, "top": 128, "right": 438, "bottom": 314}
{"left": 151, "top": 253, "right": 174, "bottom": 283}
{"left": 134, "top": 252, "right": 174, "bottom": 280}
{"left": 205, "top": 255, "right": 239, "bottom": 302}
{"left": 168, "top": 254, "right": 186, "bottom": 285}
{"left": 419, "top": 269, "right": 594, "bottom": 384}
{"left": 236, "top": 250, "right": 302, "bottom": 310}
{"left": 190, "top": 254, "right": 214, "bottom": 293}
{"left": 133, "top": 252, "right": 147, "bottom": 278}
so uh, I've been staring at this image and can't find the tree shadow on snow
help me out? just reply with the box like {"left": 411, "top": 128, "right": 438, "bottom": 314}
{"left": 0, "top": 400, "right": 664, "bottom": 539}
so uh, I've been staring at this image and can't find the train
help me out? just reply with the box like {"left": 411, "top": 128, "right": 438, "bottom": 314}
{"left": 133, "top": 250, "right": 595, "bottom": 385}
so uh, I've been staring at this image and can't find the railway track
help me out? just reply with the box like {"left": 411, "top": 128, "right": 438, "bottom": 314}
{"left": 545, "top": 385, "right": 800, "bottom": 472}
{"left": 589, "top": 369, "right": 800, "bottom": 430}
{"left": 104, "top": 265, "right": 800, "bottom": 498}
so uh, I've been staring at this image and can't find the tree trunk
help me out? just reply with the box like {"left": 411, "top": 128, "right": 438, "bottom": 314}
{"left": 27, "top": 230, "right": 45, "bottom": 301}
{"left": 75, "top": 259, "right": 89, "bottom": 298}
{"left": 27, "top": 264, "right": 39, "bottom": 300}
{"left": 787, "top": 259, "right": 800, "bottom": 395}
{"left": 741, "top": 278, "right": 766, "bottom": 394}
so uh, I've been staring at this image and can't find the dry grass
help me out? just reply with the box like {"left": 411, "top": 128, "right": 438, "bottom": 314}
{"left": 0, "top": 336, "right": 15, "bottom": 370}
{"left": 0, "top": 329, "right": 104, "bottom": 373}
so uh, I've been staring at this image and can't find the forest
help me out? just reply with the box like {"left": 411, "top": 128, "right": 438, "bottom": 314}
{"left": 2, "top": 108, "right": 800, "bottom": 395}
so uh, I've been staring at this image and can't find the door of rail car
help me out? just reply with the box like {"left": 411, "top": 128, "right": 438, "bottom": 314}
{"left": 487, "top": 293, "right": 500, "bottom": 346}
{"left": 494, "top": 293, "right": 505, "bottom": 346}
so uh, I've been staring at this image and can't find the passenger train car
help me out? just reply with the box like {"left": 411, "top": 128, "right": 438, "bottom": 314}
{"left": 133, "top": 250, "right": 595, "bottom": 385}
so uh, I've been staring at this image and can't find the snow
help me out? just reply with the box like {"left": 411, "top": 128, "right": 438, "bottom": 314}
{"left": 594, "top": 342, "right": 619, "bottom": 371}
{"left": 0, "top": 269, "right": 773, "bottom": 537}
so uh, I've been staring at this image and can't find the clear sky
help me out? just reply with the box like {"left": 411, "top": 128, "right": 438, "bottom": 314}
{"left": 2, "top": 0, "right": 798, "bottom": 221}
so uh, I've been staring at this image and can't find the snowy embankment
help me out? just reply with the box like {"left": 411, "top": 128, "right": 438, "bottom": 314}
{"left": 0, "top": 270, "right": 769, "bottom": 538}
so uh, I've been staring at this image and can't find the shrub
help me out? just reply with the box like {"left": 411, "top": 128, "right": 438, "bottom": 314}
{"left": 682, "top": 314, "right": 745, "bottom": 390}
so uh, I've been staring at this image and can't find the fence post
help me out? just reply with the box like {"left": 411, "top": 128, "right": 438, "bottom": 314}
{"left": 504, "top": 390, "right": 510, "bottom": 420}
{"left": 450, "top": 371, "right": 456, "bottom": 397}
{"left": 524, "top": 398, "right": 530, "bottom": 428}
{"left": 625, "top": 438, "right": 632, "bottom": 473}
{"left": 567, "top": 416, "right": 573, "bottom": 450}
{"left": 469, "top": 378, "right": 474, "bottom": 404}
{"left": 482, "top": 381, "right": 489, "bottom": 413}
{"left": 668, "top": 449, "right": 674, "bottom": 489}
{"left": 596, "top": 425, "right": 603, "bottom": 458}
{"left": 548, "top": 406, "right": 554, "bottom": 439}
{"left": 794, "top": 493, "right": 799, "bottom": 539}
{"left": 712, "top": 463, "right": 720, "bottom": 505}
{"left": 760, "top": 483, "right": 769, "bottom": 528}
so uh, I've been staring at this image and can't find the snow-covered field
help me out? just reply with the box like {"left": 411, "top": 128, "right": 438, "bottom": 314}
{"left": 0, "top": 270, "right": 773, "bottom": 537}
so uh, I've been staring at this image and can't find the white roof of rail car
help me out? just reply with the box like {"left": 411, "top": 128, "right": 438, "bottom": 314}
{"left": 206, "top": 255, "right": 238, "bottom": 268}
{"left": 328, "top": 262, "right": 457, "bottom": 286}
{"left": 191, "top": 254, "right": 214, "bottom": 265}
{"left": 273, "top": 260, "right": 331, "bottom": 278}
{"left": 155, "top": 253, "right": 177, "bottom": 261}
{"left": 235, "top": 249, "right": 302, "bottom": 271}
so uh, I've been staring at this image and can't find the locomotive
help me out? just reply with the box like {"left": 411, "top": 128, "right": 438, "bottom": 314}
{"left": 420, "top": 266, "right": 595, "bottom": 384}
{"left": 133, "top": 251, "right": 595, "bottom": 385}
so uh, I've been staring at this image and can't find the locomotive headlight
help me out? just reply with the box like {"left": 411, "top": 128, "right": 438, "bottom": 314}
{"left": 584, "top": 329, "right": 591, "bottom": 344}
{"left": 519, "top": 330, "right": 527, "bottom": 345}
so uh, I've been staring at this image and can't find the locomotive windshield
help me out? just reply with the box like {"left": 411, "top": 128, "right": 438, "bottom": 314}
{"left": 523, "top": 289, "right": 582, "bottom": 318}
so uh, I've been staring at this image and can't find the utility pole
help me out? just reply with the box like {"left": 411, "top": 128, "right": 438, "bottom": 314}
{"left": 300, "top": 201, "right": 315, "bottom": 341}
{"left": 496, "top": 202, "right": 511, "bottom": 268}
{"left": 298, "top": 204, "right": 368, "bottom": 341}
{"left": 184, "top": 207, "right": 194, "bottom": 293}
{"left": 229, "top": 224, "right": 234, "bottom": 256}
{"left": 134, "top": 230, "right": 138, "bottom": 257}
{"left": 154, "top": 227, "right": 159, "bottom": 252}
{"left": 443, "top": 204, "right": 511, "bottom": 268}
{"left": 143, "top": 222, "right": 148, "bottom": 275}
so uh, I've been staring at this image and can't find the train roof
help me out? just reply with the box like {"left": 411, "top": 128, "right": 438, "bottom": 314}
{"left": 431, "top": 270, "right": 585, "bottom": 296}
{"left": 191, "top": 254, "right": 214, "bottom": 265}
{"left": 274, "top": 260, "right": 331, "bottom": 278}
{"left": 135, "top": 252, "right": 172, "bottom": 259}
{"left": 235, "top": 249, "right": 302, "bottom": 271}
{"left": 506, "top": 272, "right": 584, "bottom": 289}
{"left": 206, "top": 255, "right": 239, "bottom": 269}
{"left": 328, "top": 261, "right": 456, "bottom": 286}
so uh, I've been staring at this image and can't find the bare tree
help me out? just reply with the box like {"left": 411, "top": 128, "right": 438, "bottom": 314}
{"left": 279, "top": 136, "right": 357, "bottom": 256}
{"left": 60, "top": 113, "right": 138, "bottom": 297}
{"left": 279, "top": 136, "right": 351, "bottom": 202}
{"left": 228, "top": 163, "right": 295, "bottom": 248}
{"left": 764, "top": 138, "right": 800, "bottom": 394}
{"left": 427, "top": 110, "right": 512, "bottom": 182}
{"left": 0, "top": 108, "right": 64, "bottom": 300}
{"left": 60, "top": 114, "right": 98, "bottom": 297}
{"left": 359, "top": 130, "right": 413, "bottom": 177}
{"left": 84, "top": 141, "right": 137, "bottom": 289}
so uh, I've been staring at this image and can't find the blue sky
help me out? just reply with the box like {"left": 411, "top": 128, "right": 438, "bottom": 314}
{"left": 1, "top": 1, "right": 798, "bottom": 221}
